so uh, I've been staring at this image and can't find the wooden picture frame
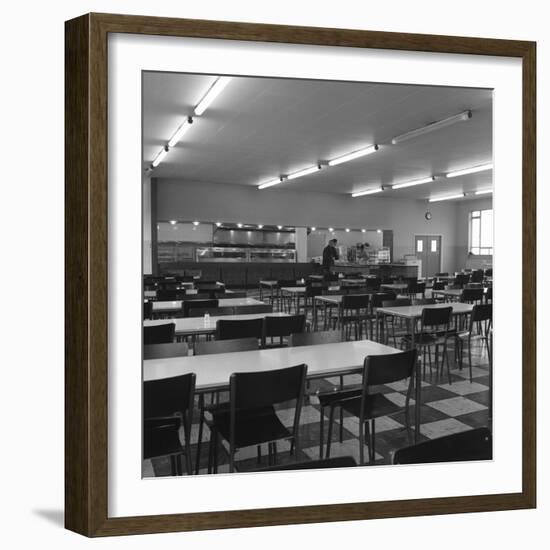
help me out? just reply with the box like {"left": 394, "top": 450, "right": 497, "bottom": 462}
{"left": 65, "top": 12, "right": 536, "bottom": 537}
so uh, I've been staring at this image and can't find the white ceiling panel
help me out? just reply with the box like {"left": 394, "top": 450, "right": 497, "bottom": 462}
{"left": 143, "top": 72, "right": 493, "bottom": 202}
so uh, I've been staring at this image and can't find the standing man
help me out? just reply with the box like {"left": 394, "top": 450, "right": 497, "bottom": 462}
{"left": 322, "top": 238, "right": 339, "bottom": 275}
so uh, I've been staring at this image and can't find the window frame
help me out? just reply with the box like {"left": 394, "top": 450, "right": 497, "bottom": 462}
{"left": 469, "top": 208, "right": 494, "bottom": 256}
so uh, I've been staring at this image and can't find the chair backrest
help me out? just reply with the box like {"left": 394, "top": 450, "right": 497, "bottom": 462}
{"left": 342, "top": 294, "right": 370, "bottom": 310}
{"left": 407, "top": 281, "right": 425, "bottom": 294}
{"left": 156, "top": 290, "right": 186, "bottom": 301}
{"left": 371, "top": 292, "right": 397, "bottom": 308}
{"left": 232, "top": 304, "right": 273, "bottom": 315}
{"left": 392, "top": 427, "right": 492, "bottom": 464}
{"left": 225, "top": 291, "right": 247, "bottom": 299}
{"left": 454, "top": 273, "right": 470, "bottom": 287}
{"left": 277, "top": 279, "right": 297, "bottom": 288}
{"left": 216, "top": 317, "right": 264, "bottom": 340}
{"left": 365, "top": 277, "right": 381, "bottom": 291}
{"left": 263, "top": 314, "right": 306, "bottom": 339}
{"left": 288, "top": 330, "right": 342, "bottom": 347}
{"left": 435, "top": 272, "right": 449, "bottom": 277}
{"left": 382, "top": 298, "right": 411, "bottom": 308}
{"left": 485, "top": 287, "right": 493, "bottom": 302}
{"left": 180, "top": 293, "right": 210, "bottom": 301}
{"left": 461, "top": 288, "right": 484, "bottom": 303}
{"left": 484, "top": 268, "right": 493, "bottom": 277}
{"left": 305, "top": 282, "right": 327, "bottom": 297}
{"left": 143, "top": 300, "right": 153, "bottom": 320}
{"left": 182, "top": 299, "right": 219, "bottom": 316}
{"left": 194, "top": 337, "right": 259, "bottom": 355}
{"left": 363, "top": 348, "right": 417, "bottom": 388}
{"left": 420, "top": 306, "right": 452, "bottom": 330}
{"left": 470, "top": 269, "right": 484, "bottom": 283}
{"left": 230, "top": 363, "right": 307, "bottom": 411}
{"left": 143, "top": 323, "right": 175, "bottom": 345}
{"left": 470, "top": 303, "right": 492, "bottom": 324}
{"left": 412, "top": 298, "right": 436, "bottom": 305}
{"left": 144, "top": 342, "right": 188, "bottom": 360}
{"left": 143, "top": 373, "right": 196, "bottom": 420}
{"left": 186, "top": 306, "right": 235, "bottom": 318}
{"left": 432, "top": 281, "right": 446, "bottom": 291}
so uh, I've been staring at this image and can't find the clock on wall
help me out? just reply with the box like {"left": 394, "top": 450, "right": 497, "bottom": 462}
{"left": 425, "top": 211, "right": 432, "bottom": 220}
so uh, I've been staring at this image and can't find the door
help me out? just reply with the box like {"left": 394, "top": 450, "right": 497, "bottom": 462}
{"left": 415, "top": 235, "right": 442, "bottom": 278}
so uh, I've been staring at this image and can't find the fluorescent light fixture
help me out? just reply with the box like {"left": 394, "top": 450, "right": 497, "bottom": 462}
{"left": 215, "top": 222, "right": 222, "bottom": 227}
{"left": 392, "top": 110, "right": 472, "bottom": 144}
{"left": 328, "top": 144, "right": 379, "bottom": 167}
{"left": 258, "top": 176, "right": 284, "bottom": 190}
{"left": 169, "top": 220, "right": 177, "bottom": 225}
{"left": 377, "top": 229, "right": 382, "bottom": 234}
{"left": 257, "top": 224, "right": 264, "bottom": 229}
{"left": 429, "top": 193, "right": 465, "bottom": 203}
{"left": 475, "top": 189, "right": 493, "bottom": 195}
{"left": 310, "top": 227, "right": 316, "bottom": 231}
{"left": 167, "top": 116, "right": 193, "bottom": 148}
{"left": 328, "top": 227, "right": 334, "bottom": 232}
{"left": 345, "top": 228, "right": 350, "bottom": 232}
{"left": 351, "top": 187, "right": 383, "bottom": 198}
{"left": 192, "top": 221, "right": 200, "bottom": 226}
{"left": 277, "top": 225, "right": 283, "bottom": 230}
{"left": 361, "top": 229, "right": 366, "bottom": 233}
{"left": 287, "top": 165, "right": 321, "bottom": 181}
{"left": 151, "top": 146, "right": 169, "bottom": 168}
{"left": 445, "top": 163, "right": 493, "bottom": 179}
{"left": 391, "top": 176, "right": 436, "bottom": 190}
{"left": 194, "top": 77, "right": 232, "bottom": 116}
{"left": 237, "top": 223, "right": 243, "bottom": 228}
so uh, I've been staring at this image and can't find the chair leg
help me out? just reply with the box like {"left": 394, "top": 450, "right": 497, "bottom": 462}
{"left": 370, "top": 419, "right": 376, "bottom": 462}
{"left": 195, "top": 395, "right": 205, "bottom": 475}
{"left": 326, "top": 405, "right": 336, "bottom": 458}
{"left": 364, "top": 420, "right": 371, "bottom": 463}
{"left": 257, "top": 445, "right": 262, "bottom": 465}
{"left": 358, "top": 420, "right": 365, "bottom": 465}
{"left": 339, "top": 375, "right": 344, "bottom": 443}
{"left": 319, "top": 406, "right": 325, "bottom": 459}
{"left": 468, "top": 338, "right": 473, "bottom": 383}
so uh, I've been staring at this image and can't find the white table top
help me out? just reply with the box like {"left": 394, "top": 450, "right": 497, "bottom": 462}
{"left": 144, "top": 312, "right": 289, "bottom": 335}
{"left": 280, "top": 286, "right": 306, "bottom": 294}
{"left": 432, "top": 288, "right": 487, "bottom": 297}
{"left": 380, "top": 283, "right": 409, "bottom": 290}
{"left": 152, "top": 297, "right": 266, "bottom": 311}
{"left": 377, "top": 302, "right": 473, "bottom": 319}
{"left": 259, "top": 280, "right": 278, "bottom": 286}
{"left": 145, "top": 288, "right": 234, "bottom": 299}
{"left": 144, "top": 339, "right": 400, "bottom": 389}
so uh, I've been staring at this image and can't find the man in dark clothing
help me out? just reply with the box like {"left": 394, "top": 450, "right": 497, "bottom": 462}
{"left": 322, "top": 238, "right": 339, "bottom": 273}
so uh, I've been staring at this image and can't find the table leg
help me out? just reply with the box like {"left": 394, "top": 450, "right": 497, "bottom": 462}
{"left": 313, "top": 298, "right": 318, "bottom": 330}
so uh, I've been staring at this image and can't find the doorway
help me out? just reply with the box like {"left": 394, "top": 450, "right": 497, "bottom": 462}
{"left": 414, "top": 235, "right": 442, "bottom": 278}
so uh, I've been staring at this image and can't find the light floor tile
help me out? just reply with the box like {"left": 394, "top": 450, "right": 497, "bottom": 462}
{"left": 438, "top": 380, "right": 489, "bottom": 396}
{"left": 420, "top": 418, "right": 472, "bottom": 439}
{"left": 426, "top": 396, "right": 487, "bottom": 417}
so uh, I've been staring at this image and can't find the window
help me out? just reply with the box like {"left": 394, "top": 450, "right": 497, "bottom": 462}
{"left": 469, "top": 209, "right": 493, "bottom": 255}
{"left": 431, "top": 239, "right": 438, "bottom": 252}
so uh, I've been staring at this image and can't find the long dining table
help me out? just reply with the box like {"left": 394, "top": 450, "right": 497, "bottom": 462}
{"left": 143, "top": 338, "right": 426, "bottom": 443}
{"left": 151, "top": 297, "right": 267, "bottom": 314}
{"left": 144, "top": 311, "right": 290, "bottom": 338}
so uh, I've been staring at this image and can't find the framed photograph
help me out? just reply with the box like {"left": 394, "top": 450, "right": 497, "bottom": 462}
{"left": 65, "top": 13, "right": 536, "bottom": 536}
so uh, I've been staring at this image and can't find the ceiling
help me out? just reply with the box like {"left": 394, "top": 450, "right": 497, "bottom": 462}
{"left": 143, "top": 72, "right": 493, "bottom": 202}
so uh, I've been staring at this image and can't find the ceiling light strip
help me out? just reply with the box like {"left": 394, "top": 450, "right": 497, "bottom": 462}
{"left": 475, "top": 189, "right": 493, "bottom": 195}
{"left": 428, "top": 193, "right": 465, "bottom": 203}
{"left": 328, "top": 144, "right": 379, "bottom": 166}
{"left": 351, "top": 187, "right": 383, "bottom": 198}
{"left": 445, "top": 163, "right": 493, "bottom": 178}
{"left": 392, "top": 110, "right": 472, "bottom": 144}
{"left": 391, "top": 176, "right": 436, "bottom": 190}
{"left": 194, "top": 76, "right": 232, "bottom": 116}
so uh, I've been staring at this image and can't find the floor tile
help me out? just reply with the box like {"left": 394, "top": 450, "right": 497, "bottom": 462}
{"left": 426, "top": 397, "right": 487, "bottom": 417}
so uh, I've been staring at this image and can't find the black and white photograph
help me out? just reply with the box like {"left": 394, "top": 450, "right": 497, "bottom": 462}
{"left": 142, "top": 72, "right": 494, "bottom": 477}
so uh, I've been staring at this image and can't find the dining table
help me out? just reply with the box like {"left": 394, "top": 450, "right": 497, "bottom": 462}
{"left": 151, "top": 296, "right": 267, "bottom": 314}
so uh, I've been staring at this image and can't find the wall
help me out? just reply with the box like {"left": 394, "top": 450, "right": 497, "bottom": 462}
{"left": 155, "top": 179, "right": 461, "bottom": 272}
{"left": 455, "top": 196, "right": 494, "bottom": 269}
{"left": 142, "top": 175, "right": 152, "bottom": 274}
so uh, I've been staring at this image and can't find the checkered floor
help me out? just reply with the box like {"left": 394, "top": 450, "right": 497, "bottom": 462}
{"left": 144, "top": 289, "right": 491, "bottom": 477}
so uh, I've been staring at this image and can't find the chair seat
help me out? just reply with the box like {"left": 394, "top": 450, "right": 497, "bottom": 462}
{"left": 317, "top": 385, "right": 362, "bottom": 407}
{"left": 209, "top": 406, "right": 291, "bottom": 448}
{"left": 338, "top": 393, "right": 403, "bottom": 420}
